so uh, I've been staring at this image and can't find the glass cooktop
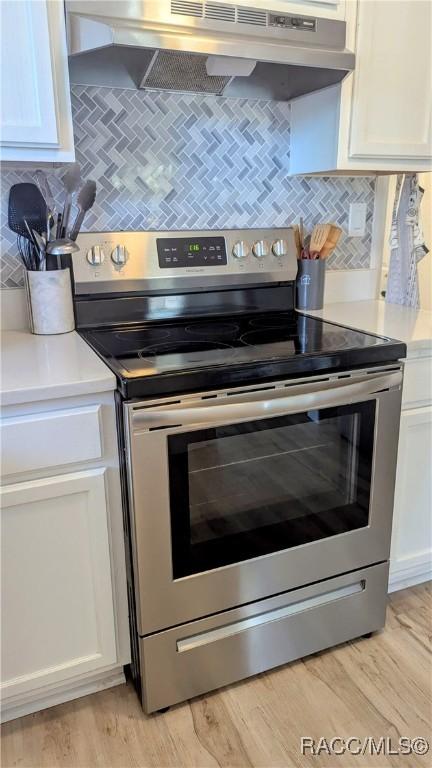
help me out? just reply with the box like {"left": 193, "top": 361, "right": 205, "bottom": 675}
{"left": 82, "top": 311, "right": 403, "bottom": 395}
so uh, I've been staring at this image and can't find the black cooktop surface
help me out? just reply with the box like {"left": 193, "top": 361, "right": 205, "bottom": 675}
{"left": 81, "top": 312, "right": 406, "bottom": 398}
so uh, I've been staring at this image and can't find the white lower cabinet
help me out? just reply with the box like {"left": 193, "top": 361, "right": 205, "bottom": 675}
{"left": 390, "top": 405, "right": 432, "bottom": 590}
{"left": 1, "top": 469, "right": 117, "bottom": 700}
{"left": 389, "top": 352, "right": 432, "bottom": 591}
{"left": 0, "top": 389, "right": 129, "bottom": 722}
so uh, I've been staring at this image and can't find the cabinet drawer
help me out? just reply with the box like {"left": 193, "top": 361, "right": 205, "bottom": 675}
{"left": 140, "top": 562, "right": 388, "bottom": 713}
{"left": 1, "top": 406, "right": 102, "bottom": 476}
{"left": 402, "top": 358, "right": 432, "bottom": 408}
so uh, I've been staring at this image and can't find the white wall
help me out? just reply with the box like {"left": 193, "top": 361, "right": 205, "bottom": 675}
{"left": 0, "top": 289, "right": 28, "bottom": 331}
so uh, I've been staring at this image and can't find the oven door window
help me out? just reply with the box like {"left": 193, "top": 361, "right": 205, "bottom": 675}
{"left": 168, "top": 401, "right": 375, "bottom": 578}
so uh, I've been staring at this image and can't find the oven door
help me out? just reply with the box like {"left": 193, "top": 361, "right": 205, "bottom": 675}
{"left": 125, "top": 366, "right": 402, "bottom": 635}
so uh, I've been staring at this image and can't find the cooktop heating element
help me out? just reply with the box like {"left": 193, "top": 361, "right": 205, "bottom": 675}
{"left": 73, "top": 228, "right": 405, "bottom": 399}
{"left": 82, "top": 310, "right": 402, "bottom": 397}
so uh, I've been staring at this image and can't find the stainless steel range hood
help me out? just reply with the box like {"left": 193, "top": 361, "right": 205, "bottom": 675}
{"left": 66, "top": 1, "right": 355, "bottom": 101}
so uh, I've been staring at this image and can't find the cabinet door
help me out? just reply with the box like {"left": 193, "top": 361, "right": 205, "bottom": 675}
{"left": 1, "top": 469, "right": 117, "bottom": 701}
{"left": 0, "top": 0, "right": 74, "bottom": 161}
{"left": 349, "top": 0, "right": 432, "bottom": 160}
{"left": 390, "top": 407, "right": 432, "bottom": 570}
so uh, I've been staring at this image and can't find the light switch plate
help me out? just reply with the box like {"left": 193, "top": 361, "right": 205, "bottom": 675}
{"left": 348, "top": 203, "right": 367, "bottom": 237}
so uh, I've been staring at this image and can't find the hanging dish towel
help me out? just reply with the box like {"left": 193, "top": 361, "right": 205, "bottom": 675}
{"left": 386, "top": 174, "right": 429, "bottom": 308}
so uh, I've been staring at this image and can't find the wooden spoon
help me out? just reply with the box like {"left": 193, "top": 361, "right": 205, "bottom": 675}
{"left": 310, "top": 224, "right": 331, "bottom": 254}
{"left": 320, "top": 225, "right": 343, "bottom": 259}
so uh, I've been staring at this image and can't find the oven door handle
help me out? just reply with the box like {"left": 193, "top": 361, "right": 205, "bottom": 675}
{"left": 132, "top": 369, "right": 402, "bottom": 429}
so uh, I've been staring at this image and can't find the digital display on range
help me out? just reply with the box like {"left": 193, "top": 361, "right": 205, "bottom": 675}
{"left": 157, "top": 237, "right": 227, "bottom": 268}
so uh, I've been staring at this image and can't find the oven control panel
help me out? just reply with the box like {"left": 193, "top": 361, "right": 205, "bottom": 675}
{"left": 157, "top": 236, "right": 227, "bottom": 268}
{"left": 73, "top": 228, "right": 298, "bottom": 294}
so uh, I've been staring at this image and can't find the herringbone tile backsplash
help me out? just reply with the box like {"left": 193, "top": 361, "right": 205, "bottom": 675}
{"left": 1, "top": 86, "right": 375, "bottom": 288}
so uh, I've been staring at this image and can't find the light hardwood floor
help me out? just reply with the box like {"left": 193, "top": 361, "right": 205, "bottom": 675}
{"left": 2, "top": 583, "right": 431, "bottom": 768}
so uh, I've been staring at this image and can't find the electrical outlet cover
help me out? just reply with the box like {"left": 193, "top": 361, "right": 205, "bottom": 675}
{"left": 348, "top": 202, "right": 367, "bottom": 237}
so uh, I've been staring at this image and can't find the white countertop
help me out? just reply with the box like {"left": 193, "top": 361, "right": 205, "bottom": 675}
{"left": 0, "top": 330, "right": 115, "bottom": 407}
{"left": 306, "top": 300, "right": 432, "bottom": 359}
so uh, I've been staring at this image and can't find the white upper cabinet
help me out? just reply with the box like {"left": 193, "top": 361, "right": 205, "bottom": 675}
{"left": 290, "top": 0, "right": 432, "bottom": 173}
{"left": 349, "top": 0, "right": 431, "bottom": 160}
{"left": 0, "top": 0, "right": 74, "bottom": 163}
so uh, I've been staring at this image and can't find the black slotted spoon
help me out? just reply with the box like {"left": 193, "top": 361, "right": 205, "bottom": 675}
{"left": 8, "top": 183, "right": 48, "bottom": 270}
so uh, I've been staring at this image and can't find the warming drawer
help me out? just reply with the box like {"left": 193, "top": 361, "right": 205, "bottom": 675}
{"left": 139, "top": 561, "right": 389, "bottom": 713}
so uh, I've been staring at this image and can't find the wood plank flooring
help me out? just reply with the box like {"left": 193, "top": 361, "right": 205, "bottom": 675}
{"left": 2, "top": 582, "right": 431, "bottom": 768}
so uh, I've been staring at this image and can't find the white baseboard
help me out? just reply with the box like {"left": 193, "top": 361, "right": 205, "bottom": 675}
{"left": 0, "top": 665, "right": 126, "bottom": 723}
{"left": 388, "top": 551, "right": 432, "bottom": 593}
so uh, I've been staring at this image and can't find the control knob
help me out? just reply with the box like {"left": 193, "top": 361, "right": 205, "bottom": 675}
{"left": 86, "top": 245, "right": 105, "bottom": 266}
{"left": 111, "top": 244, "right": 129, "bottom": 265}
{"left": 232, "top": 240, "right": 250, "bottom": 259}
{"left": 272, "top": 239, "right": 289, "bottom": 258}
{"left": 252, "top": 240, "right": 269, "bottom": 259}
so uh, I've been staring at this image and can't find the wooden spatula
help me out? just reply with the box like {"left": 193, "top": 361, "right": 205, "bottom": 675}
{"left": 292, "top": 225, "right": 302, "bottom": 258}
{"left": 310, "top": 224, "right": 331, "bottom": 254}
{"left": 320, "top": 225, "right": 343, "bottom": 259}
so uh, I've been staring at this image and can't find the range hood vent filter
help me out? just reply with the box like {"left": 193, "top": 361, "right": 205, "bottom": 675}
{"left": 142, "top": 51, "right": 230, "bottom": 95}
{"left": 205, "top": 3, "right": 236, "bottom": 23}
{"left": 171, "top": 1, "right": 203, "bottom": 17}
{"left": 237, "top": 8, "right": 267, "bottom": 26}
{"left": 171, "top": 1, "right": 266, "bottom": 25}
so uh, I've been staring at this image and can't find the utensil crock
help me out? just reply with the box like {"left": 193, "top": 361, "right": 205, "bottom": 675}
{"left": 296, "top": 259, "right": 326, "bottom": 311}
{"left": 25, "top": 269, "right": 75, "bottom": 335}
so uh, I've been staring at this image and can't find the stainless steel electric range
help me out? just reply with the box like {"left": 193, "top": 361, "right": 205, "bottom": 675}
{"left": 73, "top": 228, "right": 406, "bottom": 714}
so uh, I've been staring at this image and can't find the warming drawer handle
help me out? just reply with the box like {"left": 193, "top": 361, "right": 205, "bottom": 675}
{"left": 132, "top": 370, "right": 402, "bottom": 428}
{"left": 176, "top": 580, "right": 365, "bottom": 653}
